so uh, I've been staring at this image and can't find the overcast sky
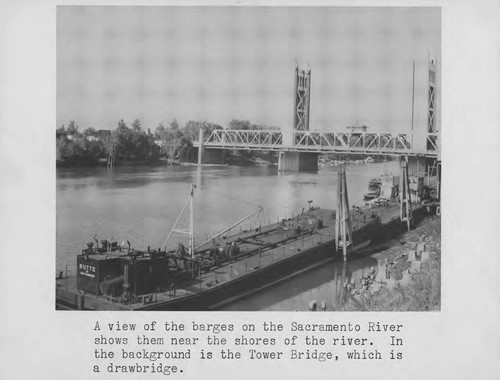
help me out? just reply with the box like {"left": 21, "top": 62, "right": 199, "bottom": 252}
{"left": 57, "top": 6, "right": 440, "bottom": 132}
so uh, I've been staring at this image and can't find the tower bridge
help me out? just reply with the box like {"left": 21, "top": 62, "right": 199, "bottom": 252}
{"left": 194, "top": 58, "right": 440, "bottom": 174}
{"left": 196, "top": 129, "right": 419, "bottom": 155}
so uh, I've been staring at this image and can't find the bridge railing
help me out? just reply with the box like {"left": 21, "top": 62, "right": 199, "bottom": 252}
{"left": 426, "top": 133, "right": 438, "bottom": 152}
{"left": 293, "top": 131, "right": 413, "bottom": 153}
{"left": 203, "top": 129, "right": 283, "bottom": 149}
{"left": 198, "top": 128, "right": 435, "bottom": 156}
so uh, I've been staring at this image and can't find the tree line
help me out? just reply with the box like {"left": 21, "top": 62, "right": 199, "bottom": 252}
{"left": 56, "top": 118, "right": 278, "bottom": 167}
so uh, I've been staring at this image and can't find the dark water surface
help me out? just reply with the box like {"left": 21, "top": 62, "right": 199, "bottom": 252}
{"left": 57, "top": 161, "right": 399, "bottom": 310}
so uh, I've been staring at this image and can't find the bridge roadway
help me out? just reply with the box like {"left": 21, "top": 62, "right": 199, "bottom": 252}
{"left": 193, "top": 129, "right": 438, "bottom": 157}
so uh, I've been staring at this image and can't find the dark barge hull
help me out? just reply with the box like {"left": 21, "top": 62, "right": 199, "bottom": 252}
{"left": 56, "top": 239, "right": 340, "bottom": 311}
{"left": 141, "top": 240, "right": 337, "bottom": 311}
{"left": 143, "top": 212, "right": 411, "bottom": 311}
{"left": 56, "top": 204, "right": 430, "bottom": 311}
{"left": 56, "top": 213, "right": 388, "bottom": 311}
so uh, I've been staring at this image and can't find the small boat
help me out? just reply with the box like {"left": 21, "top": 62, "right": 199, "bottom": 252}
{"left": 368, "top": 178, "right": 382, "bottom": 187}
{"left": 364, "top": 176, "right": 382, "bottom": 200}
{"left": 363, "top": 190, "right": 380, "bottom": 200}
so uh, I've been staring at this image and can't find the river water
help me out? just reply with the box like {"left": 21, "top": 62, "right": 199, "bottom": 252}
{"left": 57, "top": 160, "right": 399, "bottom": 310}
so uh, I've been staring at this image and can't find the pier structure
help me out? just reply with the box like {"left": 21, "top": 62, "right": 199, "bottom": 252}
{"left": 335, "top": 165, "right": 353, "bottom": 260}
{"left": 400, "top": 159, "right": 413, "bottom": 231}
{"left": 197, "top": 128, "right": 225, "bottom": 165}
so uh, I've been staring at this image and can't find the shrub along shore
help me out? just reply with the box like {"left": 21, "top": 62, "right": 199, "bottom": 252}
{"left": 56, "top": 118, "right": 279, "bottom": 167}
{"left": 340, "top": 215, "right": 441, "bottom": 312}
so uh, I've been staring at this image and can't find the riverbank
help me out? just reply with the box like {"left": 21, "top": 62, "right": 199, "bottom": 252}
{"left": 56, "top": 158, "right": 163, "bottom": 168}
{"left": 56, "top": 152, "right": 278, "bottom": 168}
{"left": 338, "top": 215, "right": 441, "bottom": 311}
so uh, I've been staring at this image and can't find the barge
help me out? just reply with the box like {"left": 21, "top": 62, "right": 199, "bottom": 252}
{"left": 56, "top": 170, "right": 429, "bottom": 311}
{"left": 56, "top": 206, "right": 420, "bottom": 311}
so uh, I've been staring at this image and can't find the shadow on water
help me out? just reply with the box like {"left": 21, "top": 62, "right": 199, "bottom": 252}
{"left": 218, "top": 254, "right": 379, "bottom": 311}
{"left": 58, "top": 165, "right": 197, "bottom": 191}
{"left": 57, "top": 165, "right": 280, "bottom": 192}
{"left": 57, "top": 161, "right": 402, "bottom": 302}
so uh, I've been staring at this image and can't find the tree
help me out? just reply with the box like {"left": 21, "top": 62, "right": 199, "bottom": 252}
{"left": 204, "top": 121, "right": 223, "bottom": 136}
{"left": 183, "top": 120, "right": 222, "bottom": 141}
{"left": 56, "top": 135, "right": 68, "bottom": 161}
{"left": 228, "top": 119, "right": 252, "bottom": 130}
{"left": 132, "top": 119, "right": 141, "bottom": 132}
{"left": 252, "top": 123, "right": 280, "bottom": 130}
{"left": 161, "top": 121, "right": 184, "bottom": 158}
{"left": 170, "top": 119, "right": 179, "bottom": 131}
{"left": 67, "top": 120, "right": 79, "bottom": 135}
{"left": 177, "top": 136, "right": 193, "bottom": 161}
{"left": 183, "top": 120, "right": 203, "bottom": 141}
{"left": 155, "top": 123, "right": 166, "bottom": 139}
{"left": 83, "top": 127, "right": 97, "bottom": 137}
{"left": 117, "top": 119, "right": 127, "bottom": 130}
{"left": 112, "top": 119, "right": 160, "bottom": 164}
{"left": 56, "top": 125, "right": 66, "bottom": 138}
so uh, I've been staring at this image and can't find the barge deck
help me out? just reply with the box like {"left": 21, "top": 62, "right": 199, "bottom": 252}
{"left": 56, "top": 200, "right": 426, "bottom": 311}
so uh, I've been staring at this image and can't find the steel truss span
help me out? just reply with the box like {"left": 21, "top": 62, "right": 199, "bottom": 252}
{"left": 202, "top": 129, "right": 284, "bottom": 150}
{"left": 197, "top": 129, "right": 438, "bottom": 157}
{"left": 294, "top": 131, "right": 413, "bottom": 154}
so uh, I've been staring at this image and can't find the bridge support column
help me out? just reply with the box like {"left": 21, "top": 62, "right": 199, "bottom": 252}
{"left": 400, "top": 159, "right": 413, "bottom": 231}
{"left": 278, "top": 151, "right": 318, "bottom": 172}
{"left": 298, "top": 152, "right": 319, "bottom": 171}
{"left": 197, "top": 128, "right": 225, "bottom": 165}
{"left": 278, "top": 151, "right": 299, "bottom": 172}
{"left": 197, "top": 129, "right": 205, "bottom": 165}
{"left": 406, "top": 156, "right": 427, "bottom": 177}
{"left": 198, "top": 148, "right": 225, "bottom": 165}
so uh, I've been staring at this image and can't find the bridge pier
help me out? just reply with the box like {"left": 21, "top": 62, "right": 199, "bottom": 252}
{"left": 278, "top": 151, "right": 318, "bottom": 172}
{"left": 278, "top": 151, "right": 299, "bottom": 171}
{"left": 405, "top": 156, "right": 427, "bottom": 177}
{"left": 197, "top": 147, "right": 225, "bottom": 165}
{"left": 198, "top": 128, "right": 225, "bottom": 165}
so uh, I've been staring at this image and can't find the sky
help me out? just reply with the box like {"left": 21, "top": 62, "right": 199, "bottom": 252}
{"left": 57, "top": 6, "right": 441, "bottom": 133}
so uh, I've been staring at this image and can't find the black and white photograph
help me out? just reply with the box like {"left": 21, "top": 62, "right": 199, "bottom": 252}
{"left": 55, "top": 6, "right": 442, "bottom": 311}
{"left": 2, "top": 1, "right": 500, "bottom": 379}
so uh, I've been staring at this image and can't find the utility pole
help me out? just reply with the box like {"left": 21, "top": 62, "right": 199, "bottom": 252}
{"left": 189, "top": 184, "right": 196, "bottom": 278}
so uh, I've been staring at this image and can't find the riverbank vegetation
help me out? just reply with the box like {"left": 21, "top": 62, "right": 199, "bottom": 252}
{"left": 56, "top": 118, "right": 278, "bottom": 167}
{"left": 341, "top": 216, "right": 441, "bottom": 311}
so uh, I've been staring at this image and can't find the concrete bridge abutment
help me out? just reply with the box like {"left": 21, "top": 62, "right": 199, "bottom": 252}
{"left": 197, "top": 128, "right": 225, "bottom": 165}
{"left": 278, "top": 151, "right": 318, "bottom": 172}
{"left": 197, "top": 146, "right": 225, "bottom": 165}
{"left": 200, "top": 148, "right": 225, "bottom": 164}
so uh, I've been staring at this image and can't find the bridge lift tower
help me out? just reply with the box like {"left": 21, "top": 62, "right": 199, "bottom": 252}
{"left": 398, "top": 55, "right": 441, "bottom": 229}
{"left": 278, "top": 65, "right": 318, "bottom": 172}
{"left": 404, "top": 55, "right": 441, "bottom": 208}
{"left": 293, "top": 64, "right": 311, "bottom": 132}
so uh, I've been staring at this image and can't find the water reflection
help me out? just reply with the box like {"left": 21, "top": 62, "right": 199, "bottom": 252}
{"left": 57, "top": 161, "right": 399, "bottom": 309}
{"left": 219, "top": 255, "right": 379, "bottom": 311}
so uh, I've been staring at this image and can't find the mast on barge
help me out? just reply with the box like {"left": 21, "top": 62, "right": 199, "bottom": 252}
{"left": 161, "top": 184, "right": 197, "bottom": 261}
